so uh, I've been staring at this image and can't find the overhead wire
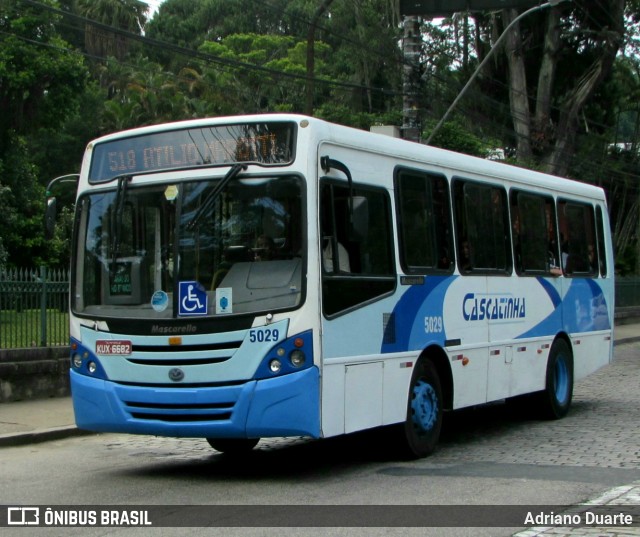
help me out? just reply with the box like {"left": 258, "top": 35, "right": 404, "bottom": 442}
{"left": 7, "top": 0, "right": 638, "bottom": 190}
{"left": 16, "top": 0, "right": 403, "bottom": 97}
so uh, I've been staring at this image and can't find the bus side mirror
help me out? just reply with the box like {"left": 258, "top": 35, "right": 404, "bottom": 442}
{"left": 43, "top": 173, "right": 80, "bottom": 240}
{"left": 45, "top": 197, "right": 57, "bottom": 240}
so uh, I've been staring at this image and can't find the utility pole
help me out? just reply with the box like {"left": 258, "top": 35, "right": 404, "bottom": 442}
{"left": 402, "top": 15, "right": 422, "bottom": 142}
{"left": 306, "top": 0, "right": 334, "bottom": 116}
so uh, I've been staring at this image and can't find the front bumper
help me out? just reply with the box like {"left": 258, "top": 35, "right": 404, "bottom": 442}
{"left": 71, "top": 366, "right": 320, "bottom": 439}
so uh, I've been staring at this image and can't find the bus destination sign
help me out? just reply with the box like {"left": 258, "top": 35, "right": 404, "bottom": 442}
{"left": 89, "top": 122, "right": 296, "bottom": 183}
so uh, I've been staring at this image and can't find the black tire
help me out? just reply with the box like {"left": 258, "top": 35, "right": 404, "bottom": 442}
{"left": 395, "top": 359, "right": 443, "bottom": 459}
{"left": 206, "top": 438, "right": 260, "bottom": 454}
{"left": 537, "top": 339, "right": 573, "bottom": 420}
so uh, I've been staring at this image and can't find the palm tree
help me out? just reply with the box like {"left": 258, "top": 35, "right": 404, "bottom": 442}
{"left": 74, "top": 0, "right": 148, "bottom": 61}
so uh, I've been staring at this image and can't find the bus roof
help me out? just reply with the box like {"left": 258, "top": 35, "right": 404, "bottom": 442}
{"left": 88, "top": 113, "right": 605, "bottom": 202}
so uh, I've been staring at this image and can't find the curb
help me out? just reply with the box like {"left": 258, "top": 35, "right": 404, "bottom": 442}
{"left": 0, "top": 426, "right": 95, "bottom": 448}
{"left": 614, "top": 336, "right": 640, "bottom": 346}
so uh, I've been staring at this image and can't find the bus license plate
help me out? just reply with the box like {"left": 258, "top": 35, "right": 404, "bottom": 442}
{"left": 96, "top": 340, "right": 132, "bottom": 355}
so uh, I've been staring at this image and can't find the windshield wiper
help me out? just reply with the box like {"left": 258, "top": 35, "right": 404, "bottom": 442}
{"left": 186, "top": 164, "right": 247, "bottom": 231}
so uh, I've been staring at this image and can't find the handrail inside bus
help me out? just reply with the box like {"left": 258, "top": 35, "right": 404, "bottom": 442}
{"left": 319, "top": 156, "right": 370, "bottom": 242}
{"left": 321, "top": 155, "right": 355, "bottom": 230}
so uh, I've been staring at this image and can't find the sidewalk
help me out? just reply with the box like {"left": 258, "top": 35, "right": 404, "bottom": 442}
{"left": 0, "top": 395, "right": 81, "bottom": 446}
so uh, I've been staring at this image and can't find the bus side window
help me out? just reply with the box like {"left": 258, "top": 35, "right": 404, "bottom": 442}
{"left": 596, "top": 205, "right": 608, "bottom": 277}
{"left": 558, "top": 200, "right": 597, "bottom": 277}
{"left": 453, "top": 179, "right": 511, "bottom": 274}
{"left": 510, "top": 190, "right": 560, "bottom": 276}
{"left": 321, "top": 181, "right": 395, "bottom": 316}
{"left": 395, "top": 169, "right": 454, "bottom": 274}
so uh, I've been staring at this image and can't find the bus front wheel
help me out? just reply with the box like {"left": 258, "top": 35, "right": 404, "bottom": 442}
{"left": 206, "top": 438, "right": 260, "bottom": 454}
{"left": 396, "top": 359, "right": 443, "bottom": 459}
{"left": 537, "top": 339, "right": 573, "bottom": 420}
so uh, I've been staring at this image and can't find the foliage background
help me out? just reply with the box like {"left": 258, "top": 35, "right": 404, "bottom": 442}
{"left": 1, "top": 0, "right": 640, "bottom": 273}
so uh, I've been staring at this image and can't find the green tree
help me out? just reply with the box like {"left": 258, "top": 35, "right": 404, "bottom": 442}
{"left": 500, "top": 0, "right": 625, "bottom": 175}
{"left": 0, "top": 0, "right": 88, "bottom": 152}
{"left": 98, "top": 56, "right": 224, "bottom": 131}
{"left": 322, "top": 0, "right": 402, "bottom": 115}
{"left": 0, "top": 0, "right": 90, "bottom": 267}
{"left": 74, "top": 0, "right": 148, "bottom": 61}
{"left": 146, "top": 0, "right": 403, "bottom": 118}
{"left": 0, "top": 136, "right": 47, "bottom": 267}
{"left": 426, "top": 1, "right": 626, "bottom": 176}
{"left": 199, "top": 33, "right": 330, "bottom": 113}
{"left": 421, "top": 119, "right": 494, "bottom": 158}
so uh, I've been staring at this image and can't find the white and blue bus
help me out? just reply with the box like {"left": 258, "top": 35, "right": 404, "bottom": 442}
{"left": 53, "top": 114, "right": 614, "bottom": 457}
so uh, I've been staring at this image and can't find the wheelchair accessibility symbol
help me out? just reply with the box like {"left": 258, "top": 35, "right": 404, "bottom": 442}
{"left": 178, "top": 281, "right": 208, "bottom": 316}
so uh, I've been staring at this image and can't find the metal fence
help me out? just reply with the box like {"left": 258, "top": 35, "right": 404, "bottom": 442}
{"left": 0, "top": 267, "right": 69, "bottom": 349}
{"left": 615, "top": 277, "right": 640, "bottom": 309}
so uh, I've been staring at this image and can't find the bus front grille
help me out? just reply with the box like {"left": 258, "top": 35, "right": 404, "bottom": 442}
{"left": 132, "top": 340, "right": 242, "bottom": 353}
{"left": 125, "top": 357, "right": 231, "bottom": 366}
{"left": 124, "top": 339, "right": 243, "bottom": 367}
{"left": 123, "top": 400, "right": 234, "bottom": 422}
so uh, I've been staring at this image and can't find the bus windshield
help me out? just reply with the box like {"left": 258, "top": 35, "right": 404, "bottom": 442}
{"left": 72, "top": 174, "right": 305, "bottom": 319}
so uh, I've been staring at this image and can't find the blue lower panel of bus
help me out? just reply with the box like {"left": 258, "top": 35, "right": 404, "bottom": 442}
{"left": 70, "top": 367, "right": 320, "bottom": 439}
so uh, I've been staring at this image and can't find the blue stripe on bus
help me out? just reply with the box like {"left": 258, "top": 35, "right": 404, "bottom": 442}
{"left": 380, "top": 275, "right": 611, "bottom": 352}
{"left": 517, "top": 278, "right": 610, "bottom": 339}
{"left": 381, "top": 275, "right": 454, "bottom": 353}
{"left": 536, "top": 276, "right": 562, "bottom": 308}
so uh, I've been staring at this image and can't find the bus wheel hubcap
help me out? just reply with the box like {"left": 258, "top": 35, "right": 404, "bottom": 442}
{"left": 554, "top": 357, "right": 569, "bottom": 404}
{"left": 412, "top": 379, "right": 438, "bottom": 432}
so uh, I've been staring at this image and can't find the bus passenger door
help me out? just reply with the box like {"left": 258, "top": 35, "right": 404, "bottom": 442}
{"left": 318, "top": 171, "right": 397, "bottom": 437}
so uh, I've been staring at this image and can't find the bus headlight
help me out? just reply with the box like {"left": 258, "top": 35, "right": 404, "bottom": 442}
{"left": 69, "top": 338, "right": 108, "bottom": 380}
{"left": 254, "top": 330, "right": 313, "bottom": 379}
{"left": 289, "top": 350, "right": 306, "bottom": 368}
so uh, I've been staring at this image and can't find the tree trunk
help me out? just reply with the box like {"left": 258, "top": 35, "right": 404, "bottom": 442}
{"left": 533, "top": 7, "right": 561, "bottom": 154}
{"left": 543, "top": 0, "right": 625, "bottom": 176}
{"left": 545, "top": 47, "right": 621, "bottom": 176}
{"left": 502, "top": 8, "right": 532, "bottom": 161}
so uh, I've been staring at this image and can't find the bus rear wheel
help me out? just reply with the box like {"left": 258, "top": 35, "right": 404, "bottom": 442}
{"left": 206, "top": 438, "right": 260, "bottom": 454}
{"left": 537, "top": 339, "right": 573, "bottom": 420}
{"left": 396, "top": 359, "right": 443, "bottom": 459}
